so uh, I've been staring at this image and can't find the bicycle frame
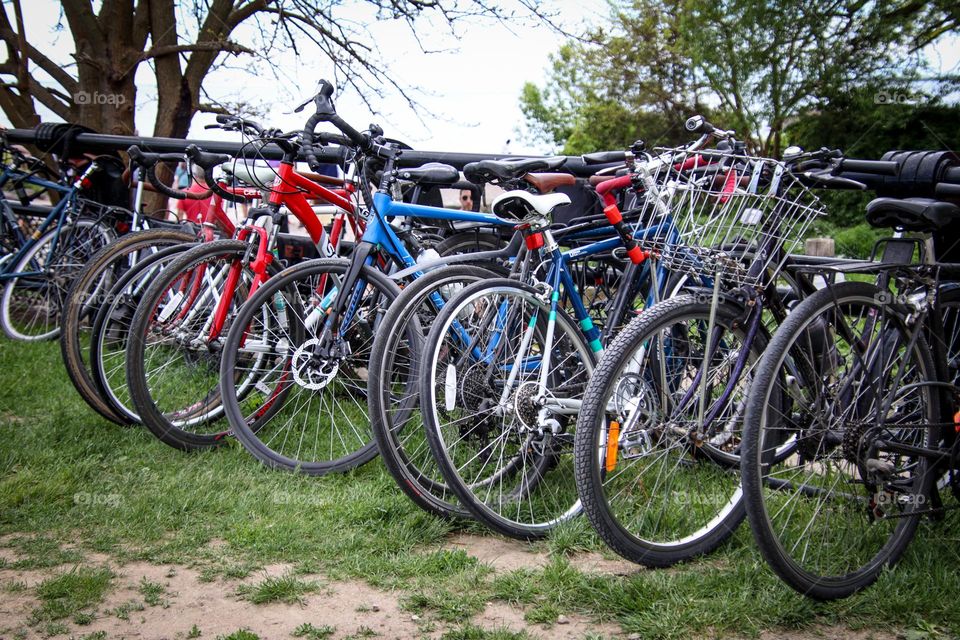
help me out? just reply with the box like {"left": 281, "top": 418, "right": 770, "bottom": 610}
{"left": 176, "top": 159, "right": 360, "bottom": 342}
{"left": 0, "top": 166, "right": 88, "bottom": 282}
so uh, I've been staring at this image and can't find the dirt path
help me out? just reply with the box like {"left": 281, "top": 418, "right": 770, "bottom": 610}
{"left": 0, "top": 534, "right": 900, "bottom": 640}
{"left": 0, "top": 539, "right": 623, "bottom": 640}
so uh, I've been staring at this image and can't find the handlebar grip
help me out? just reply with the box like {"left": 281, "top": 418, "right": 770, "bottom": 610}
{"left": 582, "top": 150, "right": 627, "bottom": 165}
{"left": 685, "top": 115, "right": 716, "bottom": 134}
{"left": 839, "top": 158, "right": 899, "bottom": 175}
{"left": 184, "top": 144, "right": 244, "bottom": 203}
{"left": 144, "top": 164, "right": 187, "bottom": 200}
{"left": 594, "top": 174, "right": 633, "bottom": 197}
{"left": 329, "top": 114, "right": 369, "bottom": 151}
{"left": 127, "top": 145, "right": 192, "bottom": 200}
{"left": 126, "top": 145, "right": 184, "bottom": 168}
{"left": 935, "top": 183, "right": 960, "bottom": 197}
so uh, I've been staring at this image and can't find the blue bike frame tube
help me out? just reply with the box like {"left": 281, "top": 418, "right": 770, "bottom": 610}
{"left": 0, "top": 191, "right": 75, "bottom": 280}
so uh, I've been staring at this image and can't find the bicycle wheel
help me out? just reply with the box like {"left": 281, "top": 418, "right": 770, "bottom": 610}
{"left": 60, "top": 229, "right": 195, "bottom": 424}
{"left": 219, "top": 258, "right": 398, "bottom": 474}
{"left": 90, "top": 244, "right": 197, "bottom": 423}
{"left": 125, "top": 239, "right": 280, "bottom": 450}
{"left": 370, "top": 265, "right": 504, "bottom": 519}
{"left": 573, "top": 295, "right": 768, "bottom": 567}
{"left": 420, "top": 278, "right": 594, "bottom": 539}
{"left": 434, "top": 231, "right": 506, "bottom": 256}
{"left": 1, "top": 218, "right": 115, "bottom": 341}
{"left": 741, "top": 281, "right": 935, "bottom": 599}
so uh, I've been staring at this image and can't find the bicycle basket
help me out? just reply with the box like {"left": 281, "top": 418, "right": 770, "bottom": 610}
{"left": 630, "top": 148, "right": 827, "bottom": 288}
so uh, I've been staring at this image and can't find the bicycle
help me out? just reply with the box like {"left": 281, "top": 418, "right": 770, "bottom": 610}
{"left": 412, "top": 120, "right": 770, "bottom": 539}
{"left": 216, "top": 81, "right": 572, "bottom": 474}
{"left": 740, "top": 156, "right": 960, "bottom": 598}
{"left": 568, "top": 128, "right": 865, "bottom": 562}
{"left": 123, "top": 112, "right": 368, "bottom": 450}
{"left": 1, "top": 157, "right": 118, "bottom": 341}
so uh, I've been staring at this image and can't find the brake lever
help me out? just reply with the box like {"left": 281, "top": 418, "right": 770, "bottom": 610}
{"left": 803, "top": 170, "right": 867, "bottom": 190}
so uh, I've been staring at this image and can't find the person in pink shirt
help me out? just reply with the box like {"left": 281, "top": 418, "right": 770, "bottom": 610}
{"left": 176, "top": 164, "right": 213, "bottom": 224}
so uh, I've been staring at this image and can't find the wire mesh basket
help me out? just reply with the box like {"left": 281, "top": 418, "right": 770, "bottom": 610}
{"left": 630, "top": 148, "right": 827, "bottom": 288}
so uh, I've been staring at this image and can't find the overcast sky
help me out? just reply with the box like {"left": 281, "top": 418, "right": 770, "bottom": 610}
{"left": 7, "top": 1, "right": 607, "bottom": 155}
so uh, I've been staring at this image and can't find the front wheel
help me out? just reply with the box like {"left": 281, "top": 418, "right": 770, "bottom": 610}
{"left": 1, "top": 219, "right": 114, "bottom": 341}
{"left": 220, "top": 258, "right": 398, "bottom": 475}
{"left": 574, "top": 295, "right": 766, "bottom": 567}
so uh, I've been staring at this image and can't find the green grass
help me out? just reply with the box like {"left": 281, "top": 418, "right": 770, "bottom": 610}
{"left": 138, "top": 576, "right": 168, "bottom": 607}
{"left": 1, "top": 340, "right": 959, "bottom": 638}
{"left": 292, "top": 623, "right": 335, "bottom": 639}
{"left": 30, "top": 566, "right": 113, "bottom": 624}
{"left": 217, "top": 631, "right": 259, "bottom": 640}
{"left": 237, "top": 575, "right": 321, "bottom": 605}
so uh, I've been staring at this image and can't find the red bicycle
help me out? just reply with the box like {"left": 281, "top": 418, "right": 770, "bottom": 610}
{"left": 122, "top": 118, "right": 367, "bottom": 449}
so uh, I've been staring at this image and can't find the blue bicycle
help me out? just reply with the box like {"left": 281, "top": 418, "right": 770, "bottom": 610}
{"left": 213, "top": 80, "right": 649, "bottom": 475}
{"left": 0, "top": 155, "right": 117, "bottom": 341}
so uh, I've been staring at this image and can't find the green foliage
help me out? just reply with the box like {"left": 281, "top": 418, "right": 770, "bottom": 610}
{"left": 785, "top": 83, "right": 960, "bottom": 158}
{"left": 292, "top": 623, "right": 336, "bottom": 639}
{"left": 520, "top": 0, "right": 958, "bottom": 156}
{"left": 217, "top": 631, "right": 260, "bottom": 640}
{"left": 833, "top": 224, "right": 888, "bottom": 259}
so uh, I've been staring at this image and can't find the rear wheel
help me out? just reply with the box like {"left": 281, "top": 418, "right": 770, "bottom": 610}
{"left": 1, "top": 219, "right": 114, "bottom": 341}
{"left": 741, "top": 281, "right": 935, "bottom": 599}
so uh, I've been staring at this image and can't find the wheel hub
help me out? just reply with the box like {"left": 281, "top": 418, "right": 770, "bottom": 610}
{"left": 291, "top": 338, "right": 339, "bottom": 390}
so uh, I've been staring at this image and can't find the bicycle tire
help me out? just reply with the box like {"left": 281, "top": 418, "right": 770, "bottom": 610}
{"left": 420, "top": 278, "right": 594, "bottom": 539}
{"left": 220, "top": 257, "right": 399, "bottom": 474}
{"left": 125, "top": 239, "right": 280, "bottom": 450}
{"left": 1, "top": 219, "right": 115, "bottom": 341}
{"left": 60, "top": 229, "right": 195, "bottom": 424}
{"left": 369, "top": 265, "right": 505, "bottom": 519}
{"left": 573, "top": 295, "right": 768, "bottom": 567}
{"left": 89, "top": 243, "right": 197, "bottom": 423}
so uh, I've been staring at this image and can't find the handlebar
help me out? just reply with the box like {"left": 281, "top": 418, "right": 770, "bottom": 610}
{"left": 127, "top": 145, "right": 210, "bottom": 201}
{"left": 299, "top": 79, "right": 396, "bottom": 171}
{"left": 205, "top": 114, "right": 265, "bottom": 137}
{"left": 837, "top": 158, "right": 899, "bottom": 175}
{"left": 184, "top": 144, "right": 245, "bottom": 203}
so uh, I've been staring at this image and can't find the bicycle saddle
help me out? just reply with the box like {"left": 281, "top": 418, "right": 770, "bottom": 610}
{"left": 464, "top": 157, "right": 567, "bottom": 183}
{"left": 396, "top": 162, "right": 460, "bottom": 186}
{"left": 221, "top": 160, "right": 280, "bottom": 188}
{"left": 491, "top": 190, "right": 571, "bottom": 221}
{"left": 865, "top": 197, "right": 960, "bottom": 232}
